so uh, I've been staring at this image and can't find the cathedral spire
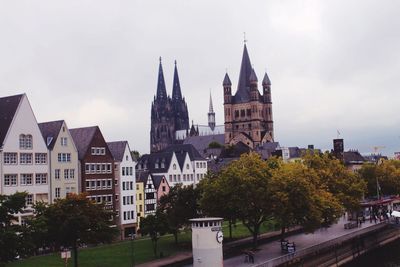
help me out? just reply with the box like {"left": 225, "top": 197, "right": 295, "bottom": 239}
{"left": 209, "top": 92, "right": 214, "bottom": 113}
{"left": 172, "top": 60, "right": 182, "bottom": 100}
{"left": 156, "top": 57, "right": 167, "bottom": 99}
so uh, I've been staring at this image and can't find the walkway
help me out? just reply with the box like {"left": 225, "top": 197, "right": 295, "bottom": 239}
{"left": 224, "top": 218, "right": 382, "bottom": 267}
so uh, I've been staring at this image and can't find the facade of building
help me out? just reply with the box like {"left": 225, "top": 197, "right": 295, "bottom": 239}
{"left": 150, "top": 59, "right": 189, "bottom": 152}
{"left": 153, "top": 175, "right": 170, "bottom": 201}
{"left": 38, "top": 120, "right": 79, "bottom": 201}
{"left": 136, "top": 144, "right": 208, "bottom": 187}
{"left": 70, "top": 126, "right": 116, "bottom": 215}
{"left": 135, "top": 175, "right": 145, "bottom": 227}
{"left": 107, "top": 141, "right": 137, "bottom": 239}
{"left": 0, "top": 94, "right": 50, "bottom": 224}
{"left": 223, "top": 44, "right": 274, "bottom": 149}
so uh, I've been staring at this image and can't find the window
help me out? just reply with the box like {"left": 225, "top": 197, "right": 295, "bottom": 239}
{"left": 64, "top": 169, "right": 69, "bottom": 179}
{"left": 61, "top": 137, "right": 68, "bottom": 146}
{"left": 139, "top": 205, "right": 143, "bottom": 212}
{"left": 35, "top": 153, "right": 47, "bottom": 164}
{"left": 55, "top": 187, "right": 61, "bottom": 198}
{"left": 19, "top": 134, "right": 33, "bottom": 149}
{"left": 186, "top": 164, "right": 189, "bottom": 169}
{"left": 35, "top": 173, "right": 47, "bottom": 184}
{"left": 91, "top": 147, "right": 106, "bottom": 155}
{"left": 107, "top": 163, "right": 112, "bottom": 173}
{"left": 130, "top": 182, "right": 133, "bottom": 190}
{"left": 20, "top": 153, "right": 33, "bottom": 164}
{"left": 173, "top": 175, "right": 176, "bottom": 182}
{"left": 70, "top": 169, "right": 75, "bottom": 179}
{"left": 26, "top": 194, "right": 33, "bottom": 205}
{"left": 178, "top": 174, "right": 181, "bottom": 182}
{"left": 173, "top": 164, "right": 176, "bottom": 170}
{"left": 102, "top": 180, "right": 106, "bottom": 189}
{"left": 4, "top": 174, "right": 17, "bottom": 186}
{"left": 21, "top": 174, "right": 33, "bottom": 185}
{"left": 55, "top": 169, "right": 60, "bottom": 179}
{"left": 146, "top": 192, "right": 154, "bottom": 199}
{"left": 115, "top": 194, "right": 119, "bottom": 201}
{"left": 146, "top": 204, "right": 155, "bottom": 211}
{"left": 58, "top": 153, "right": 71, "bottom": 162}
{"left": 162, "top": 186, "right": 166, "bottom": 192}
{"left": 107, "top": 179, "right": 112, "bottom": 189}
{"left": 4, "top": 153, "right": 17, "bottom": 164}
{"left": 197, "top": 174, "right": 200, "bottom": 181}
{"left": 136, "top": 184, "right": 139, "bottom": 190}
{"left": 139, "top": 194, "right": 142, "bottom": 200}
{"left": 169, "top": 175, "right": 172, "bottom": 182}
{"left": 191, "top": 174, "right": 194, "bottom": 181}
{"left": 196, "top": 162, "right": 199, "bottom": 168}
{"left": 122, "top": 167, "right": 126, "bottom": 176}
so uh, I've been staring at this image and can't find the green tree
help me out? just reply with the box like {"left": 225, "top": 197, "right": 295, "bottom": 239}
{"left": 139, "top": 211, "right": 168, "bottom": 257}
{"left": 201, "top": 152, "right": 274, "bottom": 248}
{"left": 0, "top": 192, "right": 29, "bottom": 264}
{"left": 131, "top": 150, "right": 140, "bottom": 161}
{"left": 35, "top": 193, "right": 118, "bottom": 267}
{"left": 303, "top": 152, "right": 366, "bottom": 211}
{"left": 199, "top": 171, "right": 239, "bottom": 240}
{"left": 158, "top": 184, "right": 199, "bottom": 244}
{"left": 359, "top": 160, "right": 400, "bottom": 198}
{"left": 269, "top": 161, "right": 342, "bottom": 240}
{"left": 208, "top": 141, "right": 223, "bottom": 149}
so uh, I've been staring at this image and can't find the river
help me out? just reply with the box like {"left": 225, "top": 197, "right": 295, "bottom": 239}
{"left": 344, "top": 239, "right": 400, "bottom": 267}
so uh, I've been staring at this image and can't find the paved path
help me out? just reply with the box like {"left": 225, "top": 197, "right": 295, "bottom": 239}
{"left": 224, "top": 218, "right": 380, "bottom": 267}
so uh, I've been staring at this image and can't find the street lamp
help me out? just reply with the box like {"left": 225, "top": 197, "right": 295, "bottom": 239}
{"left": 129, "top": 233, "right": 136, "bottom": 267}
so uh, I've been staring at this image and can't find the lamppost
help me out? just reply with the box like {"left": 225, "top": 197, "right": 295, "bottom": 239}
{"left": 129, "top": 233, "right": 135, "bottom": 267}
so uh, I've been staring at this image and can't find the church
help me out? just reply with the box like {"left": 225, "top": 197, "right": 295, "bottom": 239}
{"left": 150, "top": 58, "right": 189, "bottom": 152}
{"left": 223, "top": 44, "right": 274, "bottom": 149}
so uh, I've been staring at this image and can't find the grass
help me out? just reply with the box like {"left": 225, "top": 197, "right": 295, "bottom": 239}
{"left": 7, "top": 220, "right": 277, "bottom": 267}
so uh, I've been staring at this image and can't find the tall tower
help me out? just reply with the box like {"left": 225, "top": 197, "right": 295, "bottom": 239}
{"left": 208, "top": 93, "right": 216, "bottom": 131}
{"left": 223, "top": 44, "right": 274, "bottom": 148}
{"left": 150, "top": 59, "right": 190, "bottom": 152}
{"left": 150, "top": 58, "right": 175, "bottom": 152}
{"left": 171, "top": 61, "right": 190, "bottom": 131}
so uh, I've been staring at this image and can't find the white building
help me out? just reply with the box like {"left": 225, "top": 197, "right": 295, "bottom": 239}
{"left": 0, "top": 94, "right": 50, "bottom": 224}
{"left": 107, "top": 141, "right": 137, "bottom": 239}
{"left": 136, "top": 144, "right": 208, "bottom": 187}
{"left": 38, "top": 120, "right": 80, "bottom": 201}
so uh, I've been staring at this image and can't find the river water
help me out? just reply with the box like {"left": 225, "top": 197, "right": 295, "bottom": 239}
{"left": 344, "top": 239, "right": 400, "bottom": 267}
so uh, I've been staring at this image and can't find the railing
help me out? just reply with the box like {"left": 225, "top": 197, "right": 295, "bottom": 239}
{"left": 254, "top": 222, "right": 387, "bottom": 267}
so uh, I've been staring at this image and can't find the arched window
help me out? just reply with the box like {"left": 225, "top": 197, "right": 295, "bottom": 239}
{"left": 173, "top": 164, "right": 176, "bottom": 170}
{"left": 19, "top": 134, "right": 26, "bottom": 149}
{"left": 186, "top": 164, "right": 189, "bottom": 169}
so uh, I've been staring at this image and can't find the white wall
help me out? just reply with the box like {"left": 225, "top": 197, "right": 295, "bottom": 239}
{"left": 119, "top": 144, "right": 136, "bottom": 225}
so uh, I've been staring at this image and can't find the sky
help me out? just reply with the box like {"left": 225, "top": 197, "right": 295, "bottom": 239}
{"left": 0, "top": 0, "right": 399, "bottom": 156}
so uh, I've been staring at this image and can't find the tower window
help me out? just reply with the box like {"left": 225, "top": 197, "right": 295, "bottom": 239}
{"left": 240, "top": 110, "right": 245, "bottom": 117}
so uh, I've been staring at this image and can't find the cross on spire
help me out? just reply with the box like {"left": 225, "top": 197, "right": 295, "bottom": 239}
{"left": 243, "top": 32, "right": 247, "bottom": 44}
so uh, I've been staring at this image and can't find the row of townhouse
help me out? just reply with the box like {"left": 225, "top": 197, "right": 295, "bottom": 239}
{"left": 0, "top": 94, "right": 136, "bottom": 239}
{"left": 135, "top": 144, "right": 207, "bottom": 225}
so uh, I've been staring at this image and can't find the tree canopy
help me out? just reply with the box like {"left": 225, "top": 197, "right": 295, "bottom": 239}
{"left": 139, "top": 211, "right": 168, "bottom": 257}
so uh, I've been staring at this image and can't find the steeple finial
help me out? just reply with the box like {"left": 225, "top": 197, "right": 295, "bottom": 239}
{"left": 172, "top": 60, "right": 182, "bottom": 100}
{"left": 243, "top": 32, "right": 247, "bottom": 44}
{"left": 156, "top": 56, "right": 167, "bottom": 99}
{"left": 223, "top": 73, "right": 232, "bottom": 86}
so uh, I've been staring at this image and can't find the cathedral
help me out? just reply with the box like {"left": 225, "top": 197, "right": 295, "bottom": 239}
{"left": 150, "top": 58, "right": 189, "bottom": 152}
{"left": 223, "top": 44, "right": 274, "bottom": 149}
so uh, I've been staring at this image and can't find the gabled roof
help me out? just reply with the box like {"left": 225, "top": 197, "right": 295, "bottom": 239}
{"left": 136, "top": 171, "right": 150, "bottom": 184}
{"left": 161, "top": 144, "right": 204, "bottom": 161}
{"left": 152, "top": 175, "right": 167, "bottom": 189}
{"left": 344, "top": 151, "right": 366, "bottom": 164}
{"left": 69, "top": 126, "right": 98, "bottom": 159}
{"left": 38, "top": 120, "right": 64, "bottom": 149}
{"left": 137, "top": 152, "right": 174, "bottom": 173}
{"left": 107, "top": 141, "right": 129, "bottom": 162}
{"left": 0, "top": 94, "right": 23, "bottom": 147}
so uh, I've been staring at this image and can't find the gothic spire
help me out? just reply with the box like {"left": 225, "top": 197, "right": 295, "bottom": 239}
{"left": 223, "top": 73, "right": 232, "bottom": 86}
{"left": 156, "top": 57, "right": 167, "bottom": 99}
{"left": 172, "top": 60, "right": 182, "bottom": 100}
{"left": 233, "top": 44, "right": 253, "bottom": 103}
{"left": 209, "top": 92, "right": 214, "bottom": 113}
{"left": 262, "top": 72, "right": 271, "bottom": 86}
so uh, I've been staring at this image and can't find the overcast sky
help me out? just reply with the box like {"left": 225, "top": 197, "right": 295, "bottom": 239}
{"left": 1, "top": 0, "right": 399, "bottom": 156}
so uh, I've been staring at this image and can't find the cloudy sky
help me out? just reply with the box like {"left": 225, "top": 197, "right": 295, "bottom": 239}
{"left": 1, "top": 0, "right": 399, "bottom": 155}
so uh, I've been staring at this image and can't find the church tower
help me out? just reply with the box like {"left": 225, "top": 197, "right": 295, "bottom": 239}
{"left": 223, "top": 44, "right": 274, "bottom": 148}
{"left": 150, "top": 58, "right": 190, "bottom": 152}
{"left": 208, "top": 93, "right": 216, "bottom": 131}
{"left": 171, "top": 61, "right": 190, "bottom": 131}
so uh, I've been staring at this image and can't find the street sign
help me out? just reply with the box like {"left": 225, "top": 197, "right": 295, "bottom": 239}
{"left": 61, "top": 250, "right": 71, "bottom": 259}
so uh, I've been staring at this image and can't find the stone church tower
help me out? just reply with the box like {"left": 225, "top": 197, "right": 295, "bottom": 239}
{"left": 150, "top": 58, "right": 189, "bottom": 152}
{"left": 223, "top": 44, "right": 274, "bottom": 149}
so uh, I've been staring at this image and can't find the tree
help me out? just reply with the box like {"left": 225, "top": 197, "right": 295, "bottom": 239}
{"left": 359, "top": 160, "right": 400, "bottom": 198}
{"left": 0, "top": 192, "right": 29, "bottom": 264}
{"left": 131, "top": 150, "right": 140, "bottom": 161}
{"left": 208, "top": 141, "right": 223, "bottom": 149}
{"left": 199, "top": 171, "right": 240, "bottom": 240}
{"left": 34, "top": 193, "right": 118, "bottom": 267}
{"left": 303, "top": 152, "right": 366, "bottom": 211}
{"left": 269, "top": 161, "right": 342, "bottom": 240}
{"left": 139, "top": 211, "right": 168, "bottom": 257}
{"left": 158, "top": 184, "right": 200, "bottom": 244}
{"left": 200, "top": 152, "right": 274, "bottom": 248}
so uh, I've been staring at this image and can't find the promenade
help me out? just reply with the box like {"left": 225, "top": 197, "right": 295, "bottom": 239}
{"left": 224, "top": 217, "right": 381, "bottom": 267}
